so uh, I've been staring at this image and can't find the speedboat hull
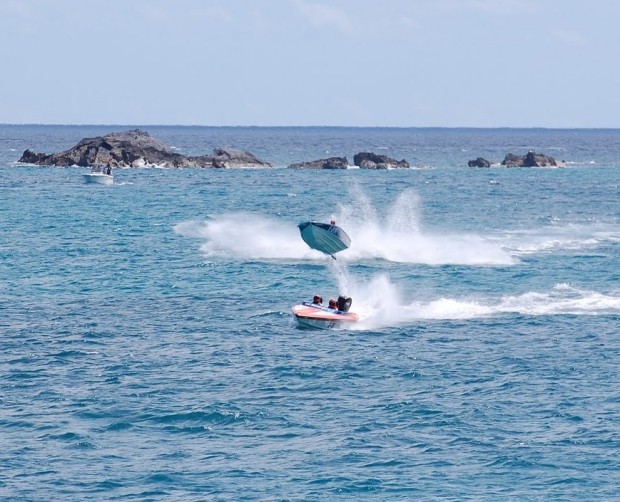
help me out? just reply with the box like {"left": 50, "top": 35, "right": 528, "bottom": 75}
{"left": 298, "top": 221, "right": 351, "bottom": 256}
{"left": 83, "top": 173, "right": 113, "bottom": 185}
{"left": 291, "top": 302, "right": 359, "bottom": 330}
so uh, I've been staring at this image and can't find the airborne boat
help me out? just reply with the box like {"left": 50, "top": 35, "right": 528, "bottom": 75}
{"left": 298, "top": 221, "right": 351, "bottom": 258}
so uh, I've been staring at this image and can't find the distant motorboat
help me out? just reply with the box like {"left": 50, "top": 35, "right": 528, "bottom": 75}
{"left": 83, "top": 165, "right": 113, "bottom": 185}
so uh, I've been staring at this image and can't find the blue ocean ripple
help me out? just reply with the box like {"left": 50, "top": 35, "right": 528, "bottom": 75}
{"left": 2, "top": 126, "right": 620, "bottom": 499}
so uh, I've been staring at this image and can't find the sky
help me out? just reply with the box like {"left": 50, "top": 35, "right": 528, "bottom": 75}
{"left": 1, "top": 0, "right": 619, "bottom": 127}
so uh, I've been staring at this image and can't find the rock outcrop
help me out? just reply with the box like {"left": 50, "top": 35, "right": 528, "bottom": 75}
{"left": 18, "top": 129, "right": 271, "bottom": 168}
{"left": 210, "top": 147, "right": 270, "bottom": 168}
{"left": 288, "top": 152, "right": 410, "bottom": 170}
{"left": 288, "top": 157, "right": 349, "bottom": 169}
{"left": 353, "top": 152, "right": 409, "bottom": 169}
{"left": 501, "top": 151, "right": 559, "bottom": 167}
{"left": 468, "top": 157, "right": 491, "bottom": 168}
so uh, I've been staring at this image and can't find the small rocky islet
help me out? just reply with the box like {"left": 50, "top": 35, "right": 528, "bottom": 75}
{"left": 18, "top": 129, "right": 270, "bottom": 169}
{"left": 288, "top": 152, "right": 410, "bottom": 170}
{"left": 17, "top": 128, "right": 562, "bottom": 169}
{"left": 468, "top": 151, "right": 564, "bottom": 168}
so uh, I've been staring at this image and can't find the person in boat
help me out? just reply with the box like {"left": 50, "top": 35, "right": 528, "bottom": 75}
{"left": 312, "top": 295, "right": 323, "bottom": 306}
{"left": 105, "top": 165, "right": 112, "bottom": 175}
{"left": 328, "top": 298, "right": 338, "bottom": 310}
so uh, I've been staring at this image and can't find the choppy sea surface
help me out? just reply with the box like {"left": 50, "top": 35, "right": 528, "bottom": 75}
{"left": 1, "top": 125, "right": 619, "bottom": 500}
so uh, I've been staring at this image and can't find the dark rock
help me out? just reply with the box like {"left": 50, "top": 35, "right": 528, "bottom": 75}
{"left": 501, "top": 153, "right": 525, "bottom": 167}
{"left": 358, "top": 159, "right": 387, "bottom": 169}
{"left": 468, "top": 157, "right": 491, "bottom": 168}
{"left": 17, "top": 129, "right": 271, "bottom": 168}
{"left": 210, "top": 147, "right": 270, "bottom": 168}
{"left": 501, "top": 151, "right": 558, "bottom": 167}
{"left": 288, "top": 157, "right": 349, "bottom": 169}
{"left": 523, "top": 151, "right": 558, "bottom": 167}
{"left": 19, "top": 149, "right": 49, "bottom": 164}
{"left": 353, "top": 152, "right": 409, "bottom": 169}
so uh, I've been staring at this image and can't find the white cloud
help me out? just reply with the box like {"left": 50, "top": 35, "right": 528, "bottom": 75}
{"left": 551, "top": 28, "right": 588, "bottom": 48}
{"left": 0, "top": 0, "right": 32, "bottom": 16}
{"left": 432, "top": 0, "right": 539, "bottom": 16}
{"left": 291, "top": 0, "right": 354, "bottom": 34}
{"left": 136, "top": 1, "right": 233, "bottom": 27}
{"left": 0, "top": 0, "right": 36, "bottom": 33}
{"left": 189, "top": 5, "right": 234, "bottom": 23}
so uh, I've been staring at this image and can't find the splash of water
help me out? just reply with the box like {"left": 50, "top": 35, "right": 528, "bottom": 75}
{"left": 174, "top": 187, "right": 516, "bottom": 265}
{"left": 174, "top": 185, "right": 619, "bottom": 265}
{"left": 174, "top": 214, "right": 317, "bottom": 260}
{"left": 174, "top": 187, "right": 620, "bottom": 329}
{"left": 333, "top": 185, "right": 515, "bottom": 265}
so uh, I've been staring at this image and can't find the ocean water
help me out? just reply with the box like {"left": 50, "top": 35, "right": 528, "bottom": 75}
{"left": 1, "top": 125, "right": 619, "bottom": 500}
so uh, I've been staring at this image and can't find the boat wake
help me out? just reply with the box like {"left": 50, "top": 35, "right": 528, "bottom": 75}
{"left": 174, "top": 186, "right": 619, "bottom": 266}
{"left": 173, "top": 211, "right": 513, "bottom": 266}
{"left": 347, "top": 280, "right": 620, "bottom": 330}
{"left": 492, "top": 223, "right": 620, "bottom": 256}
{"left": 174, "top": 211, "right": 619, "bottom": 267}
{"left": 173, "top": 186, "right": 620, "bottom": 328}
{"left": 175, "top": 214, "right": 313, "bottom": 260}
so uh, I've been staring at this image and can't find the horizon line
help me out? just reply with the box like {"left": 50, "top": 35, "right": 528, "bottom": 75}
{"left": 1, "top": 123, "right": 619, "bottom": 131}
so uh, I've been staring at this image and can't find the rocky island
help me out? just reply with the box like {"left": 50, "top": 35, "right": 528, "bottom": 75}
{"left": 353, "top": 152, "right": 409, "bottom": 169}
{"left": 468, "top": 151, "right": 564, "bottom": 168}
{"left": 20, "top": 129, "right": 564, "bottom": 171}
{"left": 288, "top": 157, "right": 349, "bottom": 169}
{"left": 18, "top": 129, "right": 271, "bottom": 168}
{"left": 501, "top": 151, "right": 563, "bottom": 167}
{"left": 288, "top": 152, "right": 409, "bottom": 169}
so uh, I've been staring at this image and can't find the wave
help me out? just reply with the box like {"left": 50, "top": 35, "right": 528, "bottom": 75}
{"left": 494, "top": 223, "right": 620, "bottom": 255}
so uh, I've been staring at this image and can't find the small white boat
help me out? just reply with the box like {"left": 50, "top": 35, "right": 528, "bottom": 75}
{"left": 83, "top": 165, "right": 113, "bottom": 185}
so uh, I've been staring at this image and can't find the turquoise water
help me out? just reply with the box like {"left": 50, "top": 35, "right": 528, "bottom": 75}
{"left": 1, "top": 126, "right": 619, "bottom": 499}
